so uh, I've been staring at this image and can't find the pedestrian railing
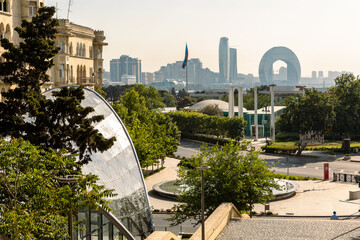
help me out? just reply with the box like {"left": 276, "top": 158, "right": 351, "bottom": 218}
{"left": 333, "top": 172, "right": 360, "bottom": 184}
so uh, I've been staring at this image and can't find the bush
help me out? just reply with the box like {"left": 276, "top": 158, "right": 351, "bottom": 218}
{"left": 167, "top": 111, "right": 246, "bottom": 140}
{"left": 181, "top": 133, "right": 235, "bottom": 146}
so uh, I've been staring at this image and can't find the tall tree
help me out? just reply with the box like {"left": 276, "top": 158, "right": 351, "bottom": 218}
{"left": 0, "top": 7, "right": 115, "bottom": 164}
{"left": 331, "top": 74, "right": 360, "bottom": 153}
{"left": 113, "top": 88, "right": 180, "bottom": 168}
{"left": 170, "top": 142, "right": 278, "bottom": 226}
{"left": 277, "top": 89, "right": 335, "bottom": 155}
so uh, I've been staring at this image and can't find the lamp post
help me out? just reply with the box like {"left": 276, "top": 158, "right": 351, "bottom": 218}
{"left": 56, "top": 175, "right": 80, "bottom": 240}
{"left": 197, "top": 166, "right": 211, "bottom": 240}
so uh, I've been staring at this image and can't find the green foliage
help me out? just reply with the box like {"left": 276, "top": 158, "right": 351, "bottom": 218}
{"left": 243, "top": 86, "right": 271, "bottom": 110}
{"left": 198, "top": 104, "right": 223, "bottom": 116}
{"left": 180, "top": 133, "right": 236, "bottom": 146}
{"left": 167, "top": 111, "right": 246, "bottom": 140}
{"left": 0, "top": 138, "right": 115, "bottom": 239}
{"left": 159, "top": 90, "right": 176, "bottom": 107}
{"left": 273, "top": 173, "right": 320, "bottom": 181}
{"left": 331, "top": 74, "right": 360, "bottom": 138}
{"left": 170, "top": 142, "right": 278, "bottom": 226}
{"left": 276, "top": 88, "right": 335, "bottom": 155}
{"left": 102, "top": 85, "right": 132, "bottom": 102}
{"left": 96, "top": 87, "right": 107, "bottom": 99}
{"left": 177, "top": 96, "right": 196, "bottom": 109}
{"left": 113, "top": 87, "right": 180, "bottom": 168}
{"left": 0, "top": 7, "right": 115, "bottom": 165}
{"left": 277, "top": 89, "right": 335, "bottom": 134}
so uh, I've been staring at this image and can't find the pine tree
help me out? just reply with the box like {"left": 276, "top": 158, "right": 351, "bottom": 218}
{"left": 0, "top": 7, "right": 115, "bottom": 164}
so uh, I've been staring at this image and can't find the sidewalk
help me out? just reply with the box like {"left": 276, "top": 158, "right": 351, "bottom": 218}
{"left": 253, "top": 180, "right": 360, "bottom": 217}
{"left": 145, "top": 157, "right": 360, "bottom": 217}
{"left": 145, "top": 157, "right": 180, "bottom": 210}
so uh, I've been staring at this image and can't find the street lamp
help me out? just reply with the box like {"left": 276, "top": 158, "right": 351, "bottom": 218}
{"left": 197, "top": 166, "right": 211, "bottom": 240}
{"left": 56, "top": 175, "right": 81, "bottom": 240}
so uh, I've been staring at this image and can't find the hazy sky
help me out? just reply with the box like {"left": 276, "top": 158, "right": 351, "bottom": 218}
{"left": 45, "top": 0, "right": 360, "bottom": 77}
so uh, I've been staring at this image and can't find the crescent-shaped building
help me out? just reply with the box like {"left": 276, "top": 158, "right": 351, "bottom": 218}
{"left": 259, "top": 46, "right": 301, "bottom": 84}
{"left": 43, "top": 86, "right": 153, "bottom": 240}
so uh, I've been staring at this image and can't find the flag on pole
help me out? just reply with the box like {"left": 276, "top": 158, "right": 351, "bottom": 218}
{"left": 182, "top": 44, "right": 188, "bottom": 69}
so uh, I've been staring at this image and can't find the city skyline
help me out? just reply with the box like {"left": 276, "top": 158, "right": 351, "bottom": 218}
{"left": 46, "top": 0, "right": 360, "bottom": 77}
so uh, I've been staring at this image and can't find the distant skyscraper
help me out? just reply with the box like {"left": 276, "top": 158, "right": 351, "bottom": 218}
{"left": 318, "top": 71, "right": 323, "bottom": 78}
{"left": 312, "top": 71, "right": 317, "bottom": 79}
{"left": 110, "top": 55, "right": 142, "bottom": 84}
{"left": 230, "top": 48, "right": 238, "bottom": 82}
{"left": 219, "top": 37, "right": 230, "bottom": 83}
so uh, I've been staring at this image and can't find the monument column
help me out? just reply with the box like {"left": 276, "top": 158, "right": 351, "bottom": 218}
{"left": 238, "top": 86, "right": 243, "bottom": 118}
{"left": 270, "top": 85, "right": 275, "bottom": 141}
{"left": 254, "top": 86, "right": 258, "bottom": 141}
{"left": 228, "top": 87, "right": 234, "bottom": 118}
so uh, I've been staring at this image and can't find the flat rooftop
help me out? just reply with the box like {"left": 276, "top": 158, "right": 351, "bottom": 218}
{"left": 217, "top": 218, "right": 360, "bottom": 240}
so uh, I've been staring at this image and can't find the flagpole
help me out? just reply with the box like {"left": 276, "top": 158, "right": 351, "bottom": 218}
{"left": 186, "top": 64, "right": 188, "bottom": 93}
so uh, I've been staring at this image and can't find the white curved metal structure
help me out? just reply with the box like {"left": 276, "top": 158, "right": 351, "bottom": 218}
{"left": 259, "top": 46, "right": 301, "bottom": 84}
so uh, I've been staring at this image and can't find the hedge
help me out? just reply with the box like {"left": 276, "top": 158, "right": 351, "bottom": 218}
{"left": 167, "top": 111, "right": 246, "bottom": 140}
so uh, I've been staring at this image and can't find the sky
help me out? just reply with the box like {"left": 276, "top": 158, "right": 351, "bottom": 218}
{"left": 45, "top": 0, "right": 360, "bottom": 77}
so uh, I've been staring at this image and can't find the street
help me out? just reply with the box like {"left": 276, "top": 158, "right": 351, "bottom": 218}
{"left": 175, "top": 140, "right": 360, "bottom": 179}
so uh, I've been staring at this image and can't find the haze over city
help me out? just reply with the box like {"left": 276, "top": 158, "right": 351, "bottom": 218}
{"left": 46, "top": 0, "right": 360, "bottom": 77}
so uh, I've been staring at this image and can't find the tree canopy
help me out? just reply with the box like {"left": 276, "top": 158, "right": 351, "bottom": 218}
{"left": 113, "top": 86, "right": 180, "bottom": 168}
{"left": 170, "top": 142, "right": 278, "bottom": 225}
{"left": 0, "top": 138, "right": 115, "bottom": 239}
{"left": 0, "top": 7, "right": 115, "bottom": 164}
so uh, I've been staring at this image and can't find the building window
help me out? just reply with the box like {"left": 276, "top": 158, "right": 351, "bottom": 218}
{"left": 69, "top": 43, "right": 73, "bottom": 55}
{"left": 3, "top": 0, "right": 7, "bottom": 12}
{"left": 82, "top": 44, "right": 86, "bottom": 57}
{"left": 89, "top": 47, "right": 93, "bottom": 58}
{"left": 97, "top": 48, "right": 102, "bottom": 59}
{"left": 59, "top": 64, "right": 64, "bottom": 79}
{"left": 59, "top": 40, "right": 64, "bottom": 53}
{"left": 29, "top": 2, "right": 37, "bottom": 16}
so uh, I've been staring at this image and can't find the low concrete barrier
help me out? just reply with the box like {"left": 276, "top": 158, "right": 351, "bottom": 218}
{"left": 146, "top": 231, "right": 180, "bottom": 240}
{"left": 349, "top": 190, "right": 360, "bottom": 200}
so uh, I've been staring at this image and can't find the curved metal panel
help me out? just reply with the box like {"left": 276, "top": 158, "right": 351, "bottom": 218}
{"left": 43, "top": 86, "right": 154, "bottom": 238}
{"left": 259, "top": 46, "right": 301, "bottom": 84}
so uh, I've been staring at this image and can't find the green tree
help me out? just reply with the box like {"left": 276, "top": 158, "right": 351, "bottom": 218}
{"left": 331, "top": 74, "right": 360, "bottom": 153}
{"left": 198, "top": 104, "right": 223, "bottom": 116}
{"left": 0, "top": 7, "right": 115, "bottom": 164}
{"left": 159, "top": 90, "right": 176, "bottom": 107}
{"left": 277, "top": 89, "right": 335, "bottom": 155}
{"left": 177, "top": 96, "right": 196, "bottom": 110}
{"left": 170, "top": 142, "right": 278, "bottom": 225}
{"left": 0, "top": 138, "right": 115, "bottom": 239}
{"left": 131, "top": 84, "right": 165, "bottom": 110}
{"left": 243, "top": 86, "right": 270, "bottom": 110}
{"left": 113, "top": 89, "right": 180, "bottom": 168}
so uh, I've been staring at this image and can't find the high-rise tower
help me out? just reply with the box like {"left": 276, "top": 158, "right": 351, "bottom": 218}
{"left": 219, "top": 37, "right": 230, "bottom": 83}
{"left": 230, "top": 48, "right": 238, "bottom": 82}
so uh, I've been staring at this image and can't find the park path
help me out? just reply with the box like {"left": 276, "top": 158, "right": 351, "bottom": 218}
{"left": 145, "top": 157, "right": 180, "bottom": 210}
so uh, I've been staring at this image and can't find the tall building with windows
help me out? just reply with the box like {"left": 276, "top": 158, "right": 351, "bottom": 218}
{"left": 219, "top": 37, "right": 230, "bottom": 83}
{"left": 110, "top": 55, "right": 142, "bottom": 84}
{"left": 51, "top": 19, "right": 107, "bottom": 90}
{"left": 230, "top": 48, "right": 237, "bottom": 82}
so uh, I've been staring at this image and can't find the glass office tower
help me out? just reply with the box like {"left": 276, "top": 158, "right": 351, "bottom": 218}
{"left": 219, "top": 37, "right": 230, "bottom": 84}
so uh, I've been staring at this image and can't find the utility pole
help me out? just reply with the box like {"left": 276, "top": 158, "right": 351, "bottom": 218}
{"left": 67, "top": 0, "right": 72, "bottom": 20}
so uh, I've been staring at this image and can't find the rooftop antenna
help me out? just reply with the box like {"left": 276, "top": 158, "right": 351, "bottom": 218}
{"left": 55, "top": 2, "right": 58, "bottom": 19}
{"left": 67, "top": 0, "right": 72, "bottom": 20}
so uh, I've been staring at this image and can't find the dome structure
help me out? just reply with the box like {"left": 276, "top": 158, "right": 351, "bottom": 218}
{"left": 190, "top": 99, "right": 247, "bottom": 113}
{"left": 43, "top": 86, "right": 153, "bottom": 239}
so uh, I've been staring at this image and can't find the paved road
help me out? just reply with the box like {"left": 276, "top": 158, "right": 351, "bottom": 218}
{"left": 152, "top": 213, "right": 199, "bottom": 234}
{"left": 175, "top": 140, "right": 360, "bottom": 179}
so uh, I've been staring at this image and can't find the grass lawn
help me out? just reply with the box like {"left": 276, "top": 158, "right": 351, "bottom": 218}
{"left": 271, "top": 140, "right": 360, "bottom": 151}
